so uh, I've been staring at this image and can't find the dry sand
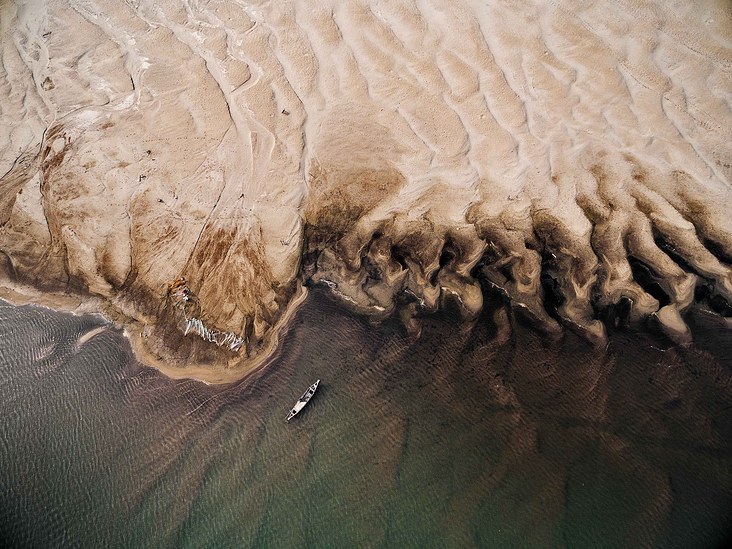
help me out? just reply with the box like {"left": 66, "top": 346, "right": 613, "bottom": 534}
{"left": 1, "top": 0, "right": 732, "bottom": 381}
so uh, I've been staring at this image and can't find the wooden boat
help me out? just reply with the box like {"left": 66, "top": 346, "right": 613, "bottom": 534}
{"left": 286, "top": 380, "right": 320, "bottom": 421}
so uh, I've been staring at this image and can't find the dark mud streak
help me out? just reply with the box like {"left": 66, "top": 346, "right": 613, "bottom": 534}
{"left": 628, "top": 257, "right": 671, "bottom": 308}
{"left": 703, "top": 238, "right": 732, "bottom": 266}
{"left": 183, "top": 189, "right": 226, "bottom": 278}
{"left": 0, "top": 145, "right": 42, "bottom": 227}
{"left": 5, "top": 128, "right": 732, "bottom": 373}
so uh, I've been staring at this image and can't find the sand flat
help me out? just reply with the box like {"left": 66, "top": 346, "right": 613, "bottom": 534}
{"left": 1, "top": 0, "right": 732, "bottom": 381}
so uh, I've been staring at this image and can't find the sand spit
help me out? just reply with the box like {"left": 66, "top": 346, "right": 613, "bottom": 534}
{"left": 1, "top": 0, "right": 732, "bottom": 381}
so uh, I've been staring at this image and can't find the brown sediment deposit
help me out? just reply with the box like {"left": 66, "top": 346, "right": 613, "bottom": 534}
{"left": 2, "top": 0, "right": 732, "bottom": 382}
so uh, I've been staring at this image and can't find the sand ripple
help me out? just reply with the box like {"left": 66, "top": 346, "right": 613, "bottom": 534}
{"left": 1, "top": 0, "right": 732, "bottom": 379}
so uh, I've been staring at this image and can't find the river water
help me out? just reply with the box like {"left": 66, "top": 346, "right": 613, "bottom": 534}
{"left": 1, "top": 290, "right": 732, "bottom": 548}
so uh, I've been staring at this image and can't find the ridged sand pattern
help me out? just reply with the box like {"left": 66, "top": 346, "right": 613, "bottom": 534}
{"left": 1, "top": 0, "right": 732, "bottom": 380}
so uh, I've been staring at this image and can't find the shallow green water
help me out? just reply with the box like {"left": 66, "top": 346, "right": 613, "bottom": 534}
{"left": 1, "top": 291, "right": 732, "bottom": 548}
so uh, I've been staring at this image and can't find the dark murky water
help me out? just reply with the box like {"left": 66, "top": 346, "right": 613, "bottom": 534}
{"left": 1, "top": 290, "right": 732, "bottom": 548}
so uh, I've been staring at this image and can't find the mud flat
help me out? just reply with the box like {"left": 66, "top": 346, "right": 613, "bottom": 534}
{"left": 2, "top": 0, "right": 732, "bottom": 381}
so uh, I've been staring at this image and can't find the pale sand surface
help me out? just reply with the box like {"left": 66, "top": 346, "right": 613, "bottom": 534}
{"left": 2, "top": 0, "right": 732, "bottom": 380}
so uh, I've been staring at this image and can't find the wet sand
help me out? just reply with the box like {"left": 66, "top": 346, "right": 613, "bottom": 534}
{"left": 2, "top": 0, "right": 732, "bottom": 379}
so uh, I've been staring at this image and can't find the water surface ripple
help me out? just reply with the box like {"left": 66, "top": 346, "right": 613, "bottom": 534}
{"left": 1, "top": 293, "right": 732, "bottom": 548}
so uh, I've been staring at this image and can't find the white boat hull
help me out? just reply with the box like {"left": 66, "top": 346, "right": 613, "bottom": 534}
{"left": 286, "top": 380, "right": 320, "bottom": 421}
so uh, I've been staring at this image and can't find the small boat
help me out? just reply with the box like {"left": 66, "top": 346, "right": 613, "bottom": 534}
{"left": 286, "top": 380, "right": 320, "bottom": 421}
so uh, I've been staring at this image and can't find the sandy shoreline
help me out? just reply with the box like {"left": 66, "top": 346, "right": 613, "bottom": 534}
{"left": 2, "top": 0, "right": 732, "bottom": 380}
{"left": 0, "top": 277, "right": 309, "bottom": 384}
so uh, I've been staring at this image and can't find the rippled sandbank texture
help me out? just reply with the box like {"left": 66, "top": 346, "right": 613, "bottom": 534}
{"left": 2, "top": 0, "right": 732, "bottom": 379}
